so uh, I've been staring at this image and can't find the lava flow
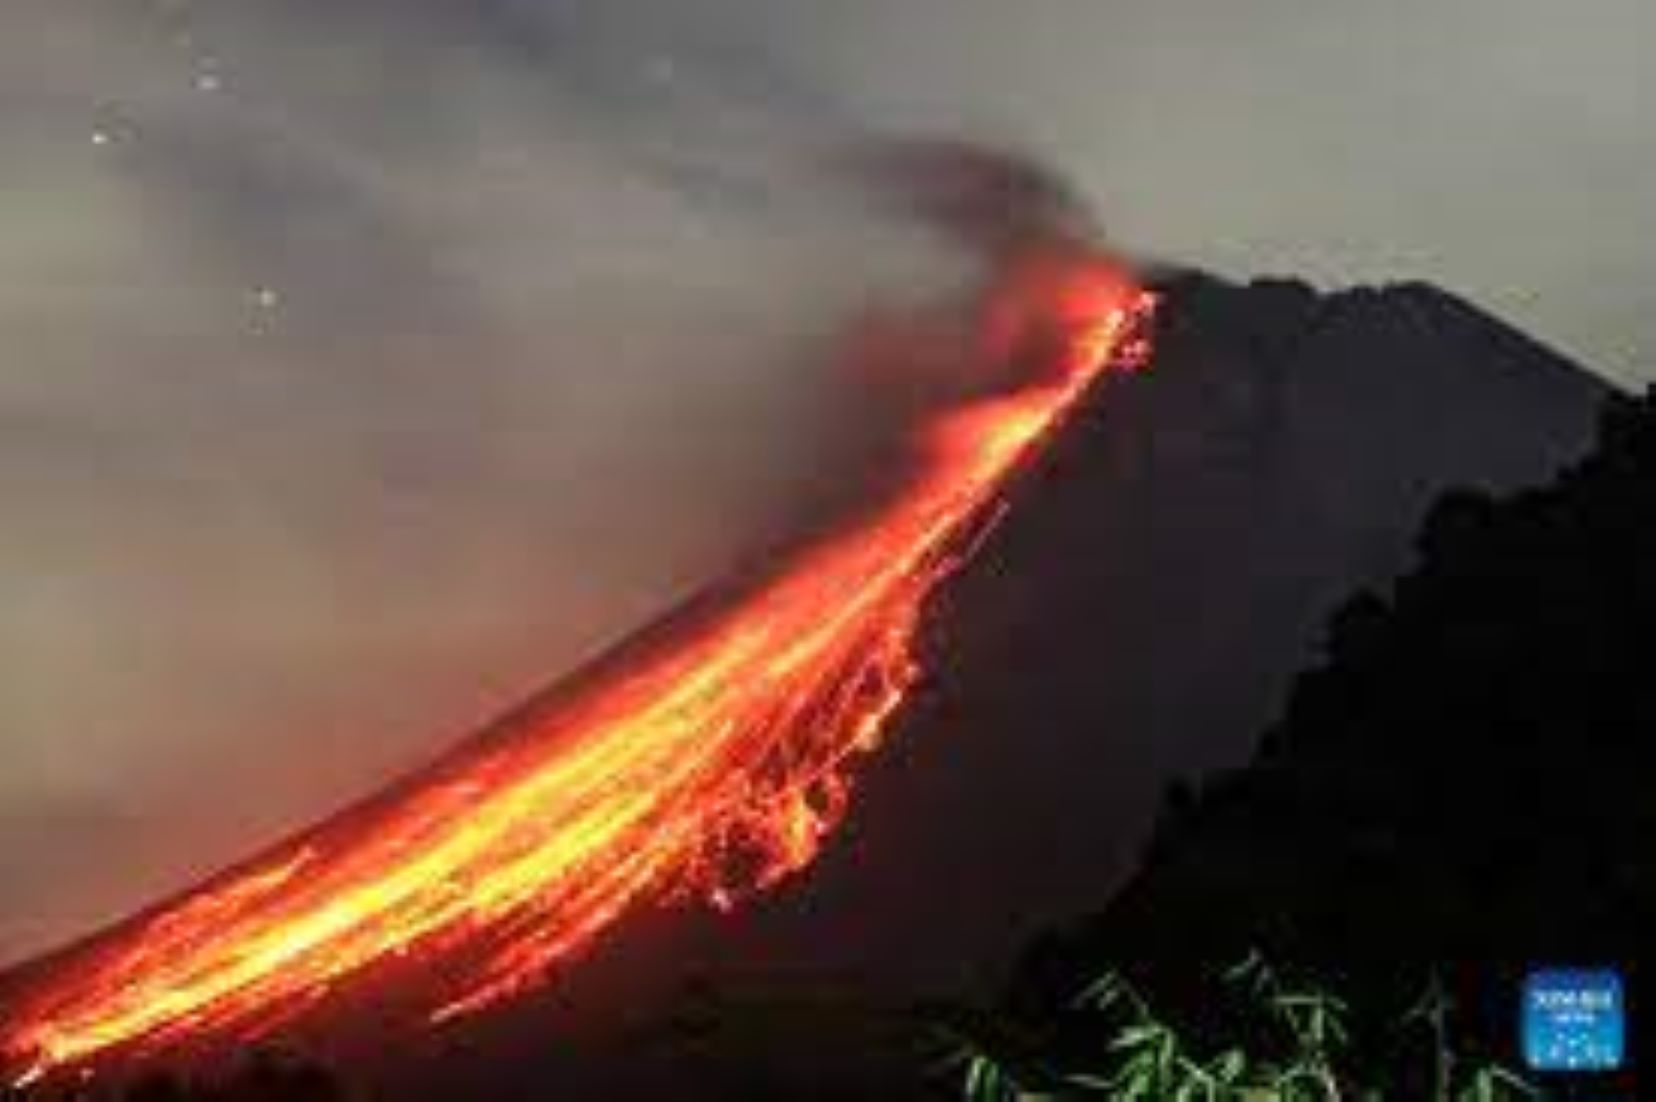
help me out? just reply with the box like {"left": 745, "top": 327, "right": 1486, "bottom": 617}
{"left": 0, "top": 242, "right": 1153, "bottom": 1090}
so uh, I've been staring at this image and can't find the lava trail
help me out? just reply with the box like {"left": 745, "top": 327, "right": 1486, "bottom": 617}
{"left": 0, "top": 241, "right": 1153, "bottom": 1089}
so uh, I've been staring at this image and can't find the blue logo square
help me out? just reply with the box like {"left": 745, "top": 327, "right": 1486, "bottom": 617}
{"left": 1521, "top": 968, "right": 1626, "bottom": 1073}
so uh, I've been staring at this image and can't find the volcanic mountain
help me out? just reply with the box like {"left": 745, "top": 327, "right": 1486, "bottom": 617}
{"left": 459, "top": 272, "right": 1606, "bottom": 1099}
{"left": 318, "top": 272, "right": 1608, "bottom": 1100}
{"left": 2, "top": 271, "right": 1610, "bottom": 1099}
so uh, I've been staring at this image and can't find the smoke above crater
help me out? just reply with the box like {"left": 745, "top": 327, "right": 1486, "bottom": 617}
{"left": 0, "top": 1, "right": 1124, "bottom": 964}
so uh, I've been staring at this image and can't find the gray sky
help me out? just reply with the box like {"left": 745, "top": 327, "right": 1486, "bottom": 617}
{"left": 1, "top": 0, "right": 1651, "bottom": 959}
{"left": 766, "top": 0, "right": 1656, "bottom": 379}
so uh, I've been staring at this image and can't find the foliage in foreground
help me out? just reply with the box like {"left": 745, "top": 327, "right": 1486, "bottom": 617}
{"left": 934, "top": 954, "right": 1534, "bottom": 1101}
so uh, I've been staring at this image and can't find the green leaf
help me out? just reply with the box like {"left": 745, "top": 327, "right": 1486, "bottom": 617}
{"left": 1109, "top": 1023, "right": 1168, "bottom": 1051}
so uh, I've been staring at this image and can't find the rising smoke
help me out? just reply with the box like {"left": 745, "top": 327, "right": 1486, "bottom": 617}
{"left": 0, "top": 2, "right": 1112, "bottom": 962}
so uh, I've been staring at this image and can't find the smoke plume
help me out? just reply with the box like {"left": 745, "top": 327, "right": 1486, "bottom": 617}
{"left": 0, "top": 1, "right": 1111, "bottom": 963}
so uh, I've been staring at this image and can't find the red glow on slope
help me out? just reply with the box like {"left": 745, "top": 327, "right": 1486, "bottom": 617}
{"left": 0, "top": 246, "right": 1153, "bottom": 1089}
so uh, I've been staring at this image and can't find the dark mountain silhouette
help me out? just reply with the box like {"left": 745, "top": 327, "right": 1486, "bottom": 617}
{"left": 1002, "top": 383, "right": 1656, "bottom": 1096}
{"left": 749, "top": 271, "right": 1609, "bottom": 993}
{"left": 354, "top": 273, "right": 1610, "bottom": 1099}
{"left": 18, "top": 273, "right": 1614, "bottom": 1100}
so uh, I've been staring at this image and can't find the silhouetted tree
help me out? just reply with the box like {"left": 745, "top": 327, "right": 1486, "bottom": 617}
{"left": 1008, "top": 387, "right": 1656, "bottom": 1083}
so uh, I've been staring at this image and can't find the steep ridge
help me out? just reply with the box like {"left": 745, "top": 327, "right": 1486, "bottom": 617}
{"left": 386, "top": 275, "right": 1608, "bottom": 1098}
{"left": 1006, "top": 384, "right": 1656, "bottom": 1093}
{"left": 7, "top": 275, "right": 1607, "bottom": 1100}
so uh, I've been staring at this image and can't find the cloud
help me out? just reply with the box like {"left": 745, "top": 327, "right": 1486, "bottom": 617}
{"left": 0, "top": 0, "right": 971, "bottom": 957}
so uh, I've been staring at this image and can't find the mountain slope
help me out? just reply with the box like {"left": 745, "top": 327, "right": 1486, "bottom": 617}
{"left": 720, "top": 273, "right": 1609, "bottom": 983}
{"left": 378, "top": 275, "right": 1610, "bottom": 1098}
{"left": 14, "top": 274, "right": 1609, "bottom": 1100}
{"left": 1004, "top": 384, "right": 1656, "bottom": 1094}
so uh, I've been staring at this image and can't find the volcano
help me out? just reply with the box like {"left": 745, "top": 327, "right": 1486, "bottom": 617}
{"left": 398, "top": 272, "right": 1607, "bottom": 1100}
{"left": 0, "top": 232, "right": 1151, "bottom": 1090}
{"left": 0, "top": 270, "right": 1608, "bottom": 1099}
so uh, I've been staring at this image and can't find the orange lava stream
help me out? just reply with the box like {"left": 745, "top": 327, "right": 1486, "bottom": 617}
{"left": 0, "top": 252, "right": 1152, "bottom": 1089}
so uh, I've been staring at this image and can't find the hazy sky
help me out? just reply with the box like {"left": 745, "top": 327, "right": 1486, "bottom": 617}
{"left": 1, "top": 1, "right": 1651, "bottom": 958}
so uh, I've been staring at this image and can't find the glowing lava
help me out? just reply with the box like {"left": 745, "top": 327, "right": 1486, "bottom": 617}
{"left": 0, "top": 245, "right": 1153, "bottom": 1089}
